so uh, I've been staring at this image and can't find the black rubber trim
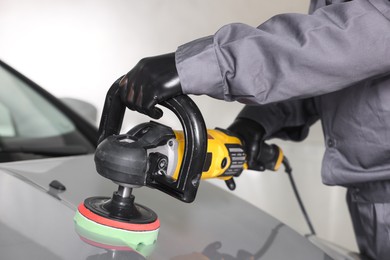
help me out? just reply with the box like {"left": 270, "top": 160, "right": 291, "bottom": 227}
{"left": 202, "top": 153, "right": 212, "bottom": 172}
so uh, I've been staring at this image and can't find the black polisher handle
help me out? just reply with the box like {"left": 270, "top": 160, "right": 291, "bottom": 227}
{"left": 156, "top": 96, "right": 207, "bottom": 202}
{"left": 97, "top": 78, "right": 126, "bottom": 145}
{"left": 97, "top": 80, "right": 207, "bottom": 203}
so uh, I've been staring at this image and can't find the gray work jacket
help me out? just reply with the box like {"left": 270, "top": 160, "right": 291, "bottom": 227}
{"left": 175, "top": 0, "right": 390, "bottom": 186}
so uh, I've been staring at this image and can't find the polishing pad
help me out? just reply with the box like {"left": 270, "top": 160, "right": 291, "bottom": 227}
{"left": 74, "top": 199, "right": 159, "bottom": 257}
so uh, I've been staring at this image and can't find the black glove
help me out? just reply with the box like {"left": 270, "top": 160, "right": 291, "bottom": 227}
{"left": 119, "top": 53, "right": 183, "bottom": 119}
{"left": 228, "top": 118, "right": 282, "bottom": 171}
{"left": 228, "top": 118, "right": 267, "bottom": 171}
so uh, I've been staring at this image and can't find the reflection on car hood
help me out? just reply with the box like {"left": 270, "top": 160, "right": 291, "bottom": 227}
{"left": 0, "top": 155, "right": 333, "bottom": 259}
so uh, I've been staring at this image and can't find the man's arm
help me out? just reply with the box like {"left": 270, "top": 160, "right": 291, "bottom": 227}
{"left": 237, "top": 98, "right": 320, "bottom": 141}
{"left": 176, "top": 0, "right": 390, "bottom": 104}
{"left": 225, "top": 98, "right": 319, "bottom": 172}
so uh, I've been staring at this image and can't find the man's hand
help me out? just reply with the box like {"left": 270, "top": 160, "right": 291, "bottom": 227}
{"left": 227, "top": 118, "right": 267, "bottom": 171}
{"left": 119, "top": 53, "right": 183, "bottom": 119}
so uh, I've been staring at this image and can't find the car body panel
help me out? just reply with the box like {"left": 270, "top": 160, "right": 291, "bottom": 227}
{"left": 0, "top": 155, "right": 334, "bottom": 259}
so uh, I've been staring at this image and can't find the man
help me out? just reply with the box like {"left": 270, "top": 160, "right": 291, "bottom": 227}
{"left": 118, "top": 0, "right": 390, "bottom": 259}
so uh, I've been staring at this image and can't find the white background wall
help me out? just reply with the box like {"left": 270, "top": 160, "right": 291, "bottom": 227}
{"left": 0, "top": 0, "right": 358, "bottom": 252}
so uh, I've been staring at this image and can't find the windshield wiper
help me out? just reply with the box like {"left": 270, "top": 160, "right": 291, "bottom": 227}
{"left": 0, "top": 145, "right": 90, "bottom": 157}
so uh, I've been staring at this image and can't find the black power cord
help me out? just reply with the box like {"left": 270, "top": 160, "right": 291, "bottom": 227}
{"left": 282, "top": 156, "right": 316, "bottom": 236}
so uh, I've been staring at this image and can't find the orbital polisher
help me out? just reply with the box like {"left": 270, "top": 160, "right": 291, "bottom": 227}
{"left": 74, "top": 80, "right": 284, "bottom": 254}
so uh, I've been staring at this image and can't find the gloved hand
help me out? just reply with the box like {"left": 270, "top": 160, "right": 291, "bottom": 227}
{"left": 228, "top": 118, "right": 283, "bottom": 172}
{"left": 228, "top": 118, "right": 267, "bottom": 171}
{"left": 119, "top": 53, "right": 183, "bottom": 119}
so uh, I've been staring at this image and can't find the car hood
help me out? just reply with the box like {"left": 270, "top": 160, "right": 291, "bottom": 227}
{"left": 0, "top": 155, "right": 333, "bottom": 259}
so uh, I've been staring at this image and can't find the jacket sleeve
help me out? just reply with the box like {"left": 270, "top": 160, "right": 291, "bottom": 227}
{"left": 175, "top": 0, "right": 390, "bottom": 104}
{"left": 237, "top": 98, "right": 320, "bottom": 141}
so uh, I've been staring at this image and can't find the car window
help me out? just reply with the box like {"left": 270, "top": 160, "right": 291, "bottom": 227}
{"left": 0, "top": 65, "right": 95, "bottom": 162}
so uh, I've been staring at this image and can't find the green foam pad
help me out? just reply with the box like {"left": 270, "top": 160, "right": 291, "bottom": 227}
{"left": 74, "top": 211, "right": 158, "bottom": 257}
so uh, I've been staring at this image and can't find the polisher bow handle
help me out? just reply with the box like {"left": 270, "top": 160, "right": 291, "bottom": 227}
{"left": 154, "top": 97, "right": 207, "bottom": 202}
{"left": 97, "top": 79, "right": 126, "bottom": 145}
{"left": 97, "top": 81, "right": 208, "bottom": 203}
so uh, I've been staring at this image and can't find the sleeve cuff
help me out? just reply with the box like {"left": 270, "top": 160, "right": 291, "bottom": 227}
{"left": 175, "top": 36, "right": 226, "bottom": 100}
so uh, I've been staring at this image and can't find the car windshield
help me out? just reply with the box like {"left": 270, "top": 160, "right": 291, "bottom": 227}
{"left": 0, "top": 64, "right": 94, "bottom": 162}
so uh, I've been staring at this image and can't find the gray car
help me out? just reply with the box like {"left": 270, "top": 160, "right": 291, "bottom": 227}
{"left": 0, "top": 60, "right": 360, "bottom": 259}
